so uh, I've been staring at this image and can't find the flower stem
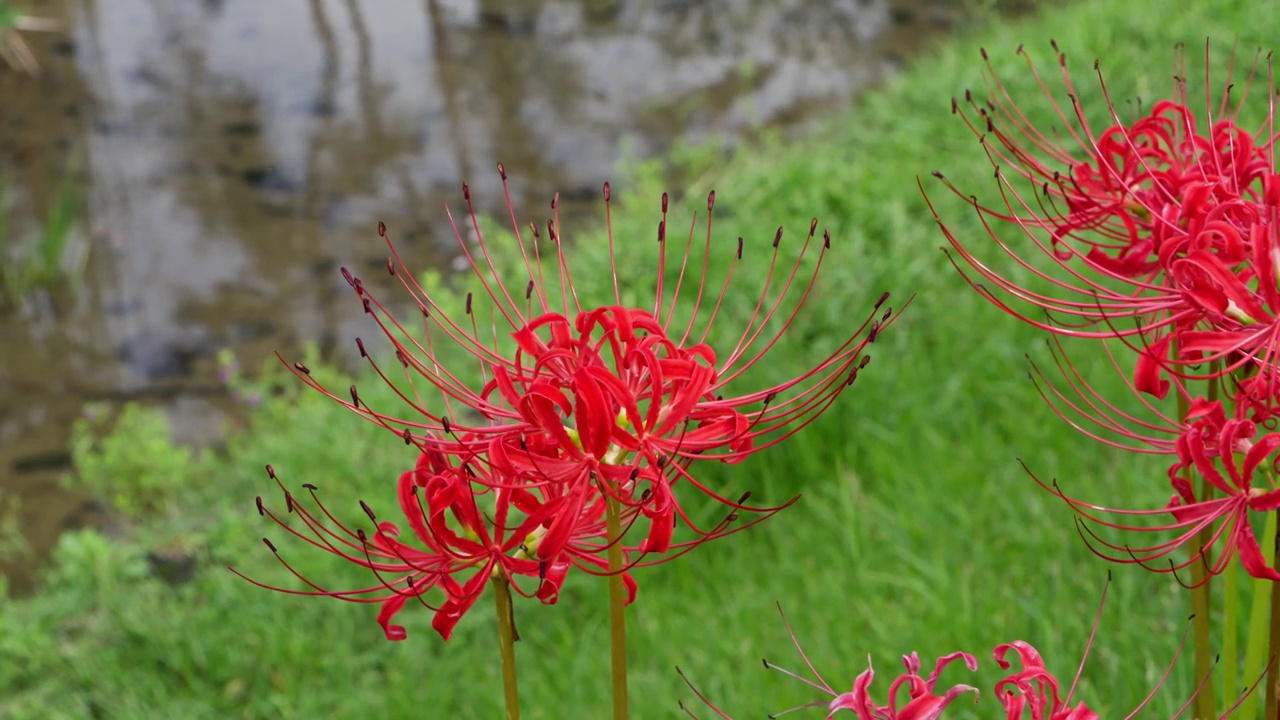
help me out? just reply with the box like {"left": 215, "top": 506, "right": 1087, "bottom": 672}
{"left": 1177, "top": 376, "right": 1215, "bottom": 720}
{"left": 1224, "top": 555, "right": 1240, "bottom": 709}
{"left": 1191, "top": 517, "right": 1215, "bottom": 720}
{"left": 1267, "top": 509, "right": 1280, "bottom": 720}
{"left": 492, "top": 576, "right": 521, "bottom": 720}
{"left": 605, "top": 491, "right": 629, "bottom": 720}
{"left": 1240, "top": 511, "right": 1277, "bottom": 720}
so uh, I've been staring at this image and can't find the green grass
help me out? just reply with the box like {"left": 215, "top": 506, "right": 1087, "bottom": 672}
{"left": 2, "top": 0, "right": 1275, "bottom": 717}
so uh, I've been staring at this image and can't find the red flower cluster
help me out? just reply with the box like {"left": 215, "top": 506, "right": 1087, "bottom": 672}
{"left": 240, "top": 167, "right": 900, "bottom": 639}
{"left": 680, "top": 589, "right": 1234, "bottom": 719}
{"left": 927, "top": 42, "right": 1280, "bottom": 585}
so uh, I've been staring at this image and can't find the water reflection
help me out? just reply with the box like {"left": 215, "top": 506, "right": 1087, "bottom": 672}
{"left": 0, "top": 0, "right": 1032, "bottom": 592}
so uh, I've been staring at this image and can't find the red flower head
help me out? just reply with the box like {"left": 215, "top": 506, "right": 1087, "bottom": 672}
{"left": 285, "top": 165, "right": 900, "bottom": 555}
{"left": 236, "top": 456, "right": 635, "bottom": 641}
{"left": 925, "top": 42, "right": 1280, "bottom": 395}
{"left": 1040, "top": 392, "right": 1280, "bottom": 584}
{"left": 679, "top": 605, "right": 979, "bottom": 720}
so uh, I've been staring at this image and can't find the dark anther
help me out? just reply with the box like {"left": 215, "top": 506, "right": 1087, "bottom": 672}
{"left": 881, "top": 307, "right": 892, "bottom": 322}
{"left": 362, "top": 298, "right": 372, "bottom": 314}
{"left": 396, "top": 349, "right": 408, "bottom": 368}
{"left": 360, "top": 500, "right": 377, "bottom": 522}
{"left": 707, "top": 190, "right": 715, "bottom": 211}
{"left": 547, "top": 220, "right": 558, "bottom": 241}
{"left": 980, "top": 47, "right": 988, "bottom": 60}
{"left": 442, "top": 417, "right": 452, "bottom": 434}
{"left": 808, "top": 218, "right": 818, "bottom": 237}
{"left": 1016, "top": 43, "right": 1024, "bottom": 54}
{"left": 402, "top": 428, "right": 413, "bottom": 445}
{"left": 378, "top": 221, "right": 388, "bottom": 237}
{"left": 350, "top": 385, "right": 360, "bottom": 408}
{"left": 603, "top": 181, "right": 611, "bottom": 201}
{"left": 1094, "top": 58, "right": 1100, "bottom": 70}
{"left": 265, "top": 464, "right": 277, "bottom": 479}
{"left": 640, "top": 488, "right": 652, "bottom": 501}
{"left": 965, "top": 89, "right": 972, "bottom": 102}
{"left": 932, "top": 170, "right": 945, "bottom": 179}
{"left": 859, "top": 356, "right": 871, "bottom": 369}
{"left": 656, "top": 456, "right": 668, "bottom": 468}
{"left": 526, "top": 280, "right": 535, "bottom": 299}
{"left": 530, "top": 222, "right": 540, "bottom": 238}
{"left": 421, "top": 304, "right": 430, "bottom": 318}
{"left": 539, "top": 561, "right": 548, "bottom": 580}
{"left": 497, "top": 162, "right": 507, "bottom": 180}
{"left": 629, "top": 468, "right": 640, "bottom": 481}
{"left": 356, "top": 338, "right": 368, "bottom": 357}
{"left": 661, "top": 192, "right": 669, "bottom": 214}
{"left": 986, "top": 117, "right": 995, "bottom": 133}
{"left": 462, "top": 182, "right": 471, "bottom": 201}
{"left": 1042, "top": 182, "right": 1050, "bottom": 196}
{"left": 1050, "top": 38, "right": 1060, "bottom": 52}
{"left": 294, "top": 362, "right": 310, "bottom": 375}
{"left": 763, "top": 391, "right": 778, "bottom": 404}
{"left": 551, "top": 193, "right": 559, "bottom": 211}
{"left": 657, "top": 220, "right": 666, "bottom": 243}
{"left": 341, "top": 267, "right": 356, "bottom": 287}
{"left": 738, "top": 491, "right": 751, "bottom": 504}
{"left": 876, "top": 291, "right": 890, "bottom": 308}
{"left": 303, "top": 483, "right": 318, "bottom": 491}
{"left": 263, "top": 538, "right": 278, "bottom": 553}
{"left": 951, "top": 97, "right": 958, "bottom": 114}
{"left": 255, "top": 497, "right": 265, "bottom": 516}
{"left": 465, "top": 293, "right": 473, "bottom": 315}
{"left": 357, "top": 528, "right": 368, "bottom": 542}
{"left": 772, "top": 227, "right": 783, "bottom": 248}
{"left": 736, "top": 237, "right": 744, "bottom": 259}
{"left": 869, "top": 320, "right": 882, "bottom": 341}
{"left": 285, "top": 492, "right": 294, "bottom": 513}
{"left": 846, "top": 368, "right": 859, "bottom": 386}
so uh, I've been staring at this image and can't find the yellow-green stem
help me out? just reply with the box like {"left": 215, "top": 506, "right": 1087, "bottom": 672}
{"left": 1191, "top": 523, "right": 1216, "bottom": 720}
{"left": 1175, "top": 377, "right": 1216, "bottom": 720}
{"left": 1240, "top": 511, "right": 1277, "bottom": 720}
{"left": 606, "top": 491, "right": 630, "bottom": 720}
{"left": 1224, "top": 557, "right": 1240, "bottom": 710}
{"left": 1267, "top": 510, "right": 1280, "bottom": 720}
{"left": 493, "top": 576, "right": 521, "bottom": 720}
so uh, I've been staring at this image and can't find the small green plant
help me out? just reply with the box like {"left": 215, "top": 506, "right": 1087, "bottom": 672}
{"left": 65, "top": 403, "right": 194, "bottom": 520}
{"left": 0, "top": 157, "right": 88, "bottom": 305}
{"left": 0, "top": 488, "right": 30, "bottom": 562}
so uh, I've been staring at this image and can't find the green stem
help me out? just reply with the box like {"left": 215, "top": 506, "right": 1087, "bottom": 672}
{"left": 493, "top": 576, "right": 521, "bottom": 720}
{"left": 1240, "top": 511, "right": 1277, "bottom": 720}
{"left": 1176, "top": 378, "right": 1216, "bottom": 720}
{"left": 1267, "top": 509, "right": 1280, "bottom": 720}
{"left": 606, "top": 491, "right": 629, "bottom": 720}
{"left": 1191, "top": 524, "right": 1216, "bottom": 720}
{"left": 1224, "top": 555, "right": 1240, "bottom": 711}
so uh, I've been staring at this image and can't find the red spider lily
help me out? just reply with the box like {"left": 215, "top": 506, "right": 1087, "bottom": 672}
{"left": 1036, "top": 401, "right": 1280, "bottom": 584}
{"left": 924, "top": 42, "right": 1280, "bottom": 392}
{"left": 284, "top": 166, "right": 900, "bottom": 551}
{"left": 994, "top": 642, "right": 1098, "bottom": 720}
{"left": 234, "top": 456, "right": 636, "bottom": 641}
{"left": 679, "top": 605, "right": 979, "bottom": 720}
